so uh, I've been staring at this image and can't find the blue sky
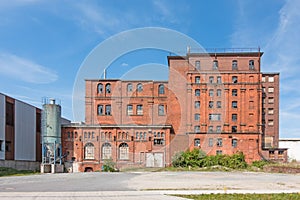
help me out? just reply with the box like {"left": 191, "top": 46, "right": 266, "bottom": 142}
{"left": 0, "top": 0, "right": 299, "bottom": 138}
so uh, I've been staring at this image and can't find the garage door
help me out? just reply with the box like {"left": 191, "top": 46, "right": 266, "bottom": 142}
{"left": 146, "top": 153, "right": 164, "bottom": 167}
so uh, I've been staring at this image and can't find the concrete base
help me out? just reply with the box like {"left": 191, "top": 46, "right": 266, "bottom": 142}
{"left": 0, "top": 160, "right": 40, "bottom": 171}
{"left": 41, "top": 164, "right": 64, "bottom": 173}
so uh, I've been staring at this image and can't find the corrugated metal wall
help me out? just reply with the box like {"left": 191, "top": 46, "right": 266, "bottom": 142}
{"left": 14, "top": 100, "right": 36, "bottom": 161}
{"left": 0, "top": 94, "right": 5, "bottom": 160}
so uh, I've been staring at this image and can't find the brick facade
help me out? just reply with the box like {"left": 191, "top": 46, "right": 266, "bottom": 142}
{"left": 62, "top": 50, "right": 286, "bottom": 172}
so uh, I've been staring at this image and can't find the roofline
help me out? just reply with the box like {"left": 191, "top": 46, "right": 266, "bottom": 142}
{"left": 62, "top": 124, "right": 173, "bottom": 129}
{"left": 85, "top": 79, "right": 168, "bottom": 83}
{"left": 279, "top": 138, "right": 300, "bottom": 141}
{"left": 262, "top": 72, "right": 280, "bottom": 75}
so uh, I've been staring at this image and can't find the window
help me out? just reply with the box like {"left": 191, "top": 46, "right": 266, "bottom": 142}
{"left": 268, "top": 97, "right": 274, "bottom": 104}
{"left": 262, "top": 77, "right": 266, "bottom": 82}
{"left": 195, "top": 60, "right": 200, "bottom": 70}
{"left": 195, "top": 101, "right": 200, "bottom": 109}
{"left": 137, "top": 105, "right": 143, "bottom": 115}
{"left": 137, "top": 83, "right": 143, "bottom": 92}
{"left": 232, "top": 114, "right": 237, "bottom": 121}
{"left": 232, "top": 101, "right": 238, "bottom": 108}
{"left": 209, "top": 114, "right": 221, "bottom": 121}
{"left": 249, "top": 60, "right": 255, "bottom": 70}
{"left": 194, "top": 139, "right": 200, "bottom": 147}
{"left": 232, "top": 60, "right": 238, "bottom": 70}
{"left": 209, "top": 138, "right": 213, "bottom": 147}
{"left": 127, "top": 105, "right": 133, "bottom": 115}
{"left": 232, "top": 139, "right": 237, "bottom": 148}
{"left": 216, "top": 150, "right": 222, "bottom": 155}
{"left": 209, "top": 89, "right": 214, "bottom": 97}
{"left": 6, "top": 102, "right": 14, "bottom": 126}
{"left": 158, "top": 105, "right": 165, "bottom": 115}
{"left": 209, "top": 101, "right": 214, "bottom": 108}
{"left": 84, "top": 143, "right": 94, "bottom": 160}
{"left": 268, "top": 120, "right": 274, "bottom": 126}
{"left": 232, "top": 76, "right": 238, "bottom": 83}
{"left": 209, "top": 76, "right": 214, "bottom": 83}
{"left": 217, "top": 76, "right": 222, "bottom": 84}
{"left": 159, "top": 84, "right": 165, "bottom": 94}
{"left": 269, "top": 150, "right": 275, "bottom": 158}
{"left": 194, "top": 113, "right": 200, "bottom": 121}
{"left": 119, "top": 143, "right": 129, "bottom": 160}
{"left": 127, "top": 83, "right": 133, "bottom": 92}
{"left": 232, "top": 89, "right": 237, "bottom": 96}
{"left": 268, "top": 87, "right": 274, "bottom": 93}
{"left": 268, "top": 108, "right": 274, "bottom": 115}
{"left": 268, "top": 77, "right": 274, "bottom": 82}
{"left": 217, "top": 101, "right": 221, "bottom": 108}
{"left": 232, "top": 126, "right": 237, "bottom": 133}
{"left": 213, "top": 60, "right": 218, "bottom": 69}
{"left": 217, "top": 138, "right": 222, "bottom": 147}
{"left": 195, "top": 89, "right": 200, "bottom": 96}
{"left": 105, "top": 105, "right": 111, "bottom": 115}
{"left": 0, "top": 140, "right": 3, "bottom": 151}
{"left": 97, "top": 83, "right": 103, "bottom": 93}
{"left": 97, "top": 105, "right": 103, "bottom": 115}
{"left": 217, "top": 89, "right": 221, "bottom": 97}
{"left": 216, "top": 126, "right": 221, "bottom": 133}
{"left": 208, "top": 126, "right": 213, "bottom": 132}
{"left": 154, "top": 138, "right": 164, "bottom": 145}
{"left": 102, "top": 143, "right": 111, "bottom": 159}
{"left": 195, "top": 76, "right": 200, "bottom": 83}
{"left": 105, "top": 83, "right": 111, "bottom": 94}
{"left": 194, "top": 126, "right": 200, "bottom": 133}
{"left": 5, "top": 141, "right": 11, "bottom": 152}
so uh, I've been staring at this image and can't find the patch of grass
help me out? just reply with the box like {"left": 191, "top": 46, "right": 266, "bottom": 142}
{"left": 173, "top": 193, "right": 300, "bottom": 200}
{"left": 0, "top": 167, "right": 39, "bottom": 177}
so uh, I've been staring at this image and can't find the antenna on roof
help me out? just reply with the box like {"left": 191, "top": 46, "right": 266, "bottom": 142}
{"left": 187, "top": 46, "right": 191, "bottom": 54}
{"left": 103, "top": 68, "right": 106, "bottom": 79}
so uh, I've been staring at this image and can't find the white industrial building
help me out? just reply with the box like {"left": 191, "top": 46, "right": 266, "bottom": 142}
{"left": 279, "top": 138, "right": 300, "bottom": 162}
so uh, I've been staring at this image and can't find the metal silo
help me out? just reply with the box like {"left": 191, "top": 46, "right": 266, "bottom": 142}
{"left": 41, "top": 98, "right": 63, "bottom": 173}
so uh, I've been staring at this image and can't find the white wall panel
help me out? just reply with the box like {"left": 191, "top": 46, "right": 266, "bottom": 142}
{"left": 0, "top": 94, "right": 5, "bottom": 160}
{"left": 15, "top": 100, "right": 36, "bottom": 161}
{"left": 279, "top": 140, "right": 300, "bottom": 162}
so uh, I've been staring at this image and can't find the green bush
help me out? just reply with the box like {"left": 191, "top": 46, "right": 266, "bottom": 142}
{"left": 172, "top": 150, "right": 248, "bottom": 169}
{"left": 102, "top": 159, "right": 117, "bottom": 172}
{"left": 251, "top": 160, "right": 270, "bottom": 169}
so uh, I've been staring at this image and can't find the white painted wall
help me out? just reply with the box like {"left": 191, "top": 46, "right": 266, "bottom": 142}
{"left": 0, "top": 94, "right": 5, "bottom": 160}
{"left": 279, "top": 139, "right": 300, "bottom": 162}
{"left": 15, "top": 100, "right": 36, "bottom": 161}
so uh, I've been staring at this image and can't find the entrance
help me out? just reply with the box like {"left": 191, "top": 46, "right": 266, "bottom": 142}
{"left": 146, "top": 152, "right": 164, "bottom": 167}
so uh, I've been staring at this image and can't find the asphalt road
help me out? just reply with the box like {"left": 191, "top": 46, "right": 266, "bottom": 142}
{"left": 0, "top": 171, "right": 299, "bottom": 199}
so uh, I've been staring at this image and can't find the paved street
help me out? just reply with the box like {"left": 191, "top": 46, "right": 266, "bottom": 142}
{"left": 0, "top": 171, "right": 299, "bottom": 199}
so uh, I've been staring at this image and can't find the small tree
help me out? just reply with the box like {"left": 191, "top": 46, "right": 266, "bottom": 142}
{"left": 102, "top": 159, "right": 116, "bottom": 172}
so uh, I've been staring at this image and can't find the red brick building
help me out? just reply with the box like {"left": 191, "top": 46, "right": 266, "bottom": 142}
{"left": 62, "top": 49, "right": 286, "bottom": 172}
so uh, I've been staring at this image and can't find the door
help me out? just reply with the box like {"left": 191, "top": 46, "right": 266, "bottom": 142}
{"left": 146, "top": 152, "right": 164, "bottom": 167}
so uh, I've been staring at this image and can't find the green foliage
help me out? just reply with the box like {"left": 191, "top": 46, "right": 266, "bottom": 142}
{"left": 0, "top": 167, "right": 38, "bottom": 177}
{"left": 174, "top": 193, "right": 300, "bottom": 200}
{"left": 251, "top": 160, "right": 270, "bottom": 169}
{"left": 102, "top": 159, "right": 117, "bottom": 172}
{"left": 172, "top": 150, "right": 248, "bottom": 169}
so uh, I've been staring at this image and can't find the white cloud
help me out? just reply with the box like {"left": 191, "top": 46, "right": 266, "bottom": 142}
{"left": 0, "top": 53, "right": 58, "bottom": 84}
{"left": 121, "top": 62, "right": 129, "bottom": 67}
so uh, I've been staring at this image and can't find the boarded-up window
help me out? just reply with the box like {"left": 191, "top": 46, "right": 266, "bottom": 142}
{"left": 84, "top": 143, "right": 94, "bottom": 160}
{"left": 264, "top": 137, "right": 273, "bottom": 148}
{"left": 102, "top": 143, "right": 112, "bottom": 159}
{"left": 119, "top": 143, "right": 129, "bottom": 160}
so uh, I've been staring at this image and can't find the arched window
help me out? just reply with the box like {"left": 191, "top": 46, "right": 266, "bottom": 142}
{"left": 195, "top": 89, "right": 200, "bottom": 96}
{"left": 232, "top": 60, "right": 238, "bottom": 70}
{"left": 137, "top": 83, "right": 143, "bottom": 92}
{"left": 97, "top": 83, "right": 103, "bottom": 94}
{"left": 97, "top": 105, "right": 103, "bottom": 115}
{"left": 119, "top": 143, "right": 129, "bottom": 160}
{"left": 102, "top": 143, "right": 112, "bottom": 159}
{"left": 159, "top": 84, "right": 165, "bottom": 94}
{"left": 249, "top": 60, "right": 255, "bottom": 70}
{"left": 105, "top": 83, "right": 111, "bottom": 94}
{"left": 127, "top": 83, "right": 132, "bottom": 92}
{"left": 213, "top": 60, "right": 218, "bottom": 69}
{"left": 84, "top": 143, "right": 95, "bottom": 160}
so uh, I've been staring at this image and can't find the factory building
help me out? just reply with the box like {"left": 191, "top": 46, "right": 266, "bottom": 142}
{"left": 62, "top": 49, "right": 287, "bottom": 172}
{"left": 0, "top": 93, "right": 42, "bottom": 170}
